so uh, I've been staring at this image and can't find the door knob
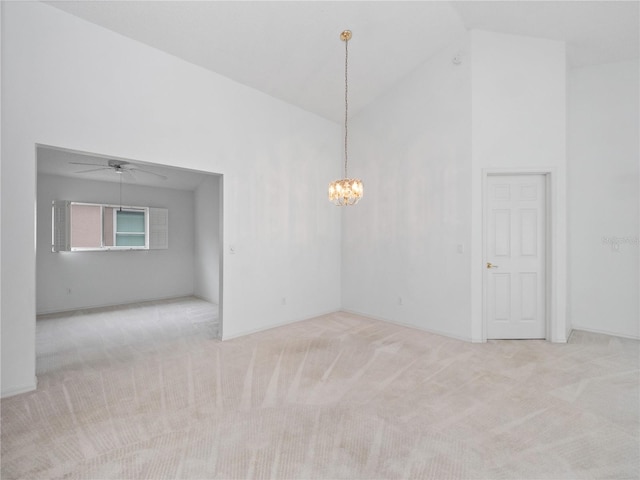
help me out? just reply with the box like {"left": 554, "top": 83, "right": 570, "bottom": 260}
{"left": 487, "top": 262, "right": 499, "bottom": 269}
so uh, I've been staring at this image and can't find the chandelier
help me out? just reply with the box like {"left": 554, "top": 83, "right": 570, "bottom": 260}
{"left": 328, "top": 30, "right": 363, "bottom": 206}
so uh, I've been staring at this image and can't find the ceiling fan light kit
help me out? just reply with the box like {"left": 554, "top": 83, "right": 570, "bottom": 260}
{"left": 68, "top": 158, "right": 170, "bottom": 211}
{"left": 109, "top": 160, "right": 125, "bottom": 174}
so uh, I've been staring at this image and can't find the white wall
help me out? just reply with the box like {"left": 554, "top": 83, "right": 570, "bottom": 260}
{"left": 36, "top": 174, "right": 195, "bottom": 314}
{"left": 470, "top": 30, "right": 568, "bottom": 342}
{"left": 568, "top": 60, "right": 639, "bottom": 339}
{"left": 346, "top": 30, "right": 567, "bottom": 343}
{"left": 343, "top": 35, "right": 473, "bottom": 340}
{"left": 194, "top": 175, "right": 221, "bottom": 305}
{"left": 1, "top": 2, "right": 341, "bottom": 397}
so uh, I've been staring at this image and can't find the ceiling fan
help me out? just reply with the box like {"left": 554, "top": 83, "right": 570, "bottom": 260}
{"left": 70, "top": 159, "right": 168, "bottom": 180}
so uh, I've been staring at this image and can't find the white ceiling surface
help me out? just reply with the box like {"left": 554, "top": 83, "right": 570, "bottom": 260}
{"left": 452, "top": 1, "right": 639, "bottom": 68}
{"left": 46, "top": 1, "right": 466, "bottom": 123}
{"left": 38, "top": 147, "right": 210, "bottom": 191}
{"left": 46, "top": 1, "right": 639, "bottom": 124}
{"left": 38, "top": 1, "right": 638, "bottom": 185}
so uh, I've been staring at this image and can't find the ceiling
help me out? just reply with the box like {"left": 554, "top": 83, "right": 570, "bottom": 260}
{"left": 46, "top": 1, "right": 639, "bottom": 124}
{"left": 38, "top": 146, "right": 211, "bottom": 191}
{"left": 38, "top": 1, "right": 638, "bottom": 187}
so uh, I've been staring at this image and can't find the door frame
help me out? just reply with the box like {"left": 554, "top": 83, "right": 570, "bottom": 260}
{"left": 482, "top": 172, "right": 550, "bottom": 340}
{"left": 35, "top": 144, "right": 225, "bottom": 340}
{"left": 478, "top": 167, "right": 566, "bottom": 342}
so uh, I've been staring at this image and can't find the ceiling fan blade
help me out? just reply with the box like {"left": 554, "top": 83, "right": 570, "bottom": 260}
{"left": 75, "top": 167, "right": 111, "bottom": 173}
{"left": 69, "top": 162, "right": 106, "bottom": 167}
{"left": 130, "top": 168, "right": 168, "bottom": 180}
{"left": 123, "top": 170, "right": 137, "bottom": 181}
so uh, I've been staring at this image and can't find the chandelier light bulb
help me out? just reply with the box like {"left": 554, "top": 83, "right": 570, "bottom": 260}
{"left": 328, "top": 178, "right": 363, "bottom": 206}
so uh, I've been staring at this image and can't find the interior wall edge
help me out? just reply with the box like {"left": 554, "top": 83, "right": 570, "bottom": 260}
{"left": 35, "top": 294, "right": 197, "bottom": 317}
{"left": 570, "top": 326, "right": 640, "bottom": 342}
{"left": 1, "top": 376, "right": 37, "bottom": 399}
{"left": 341, "top": 309, "right": 474, "bottom": 344}
{"left": 221, "top": 308, "right": 341, "bottom": 341}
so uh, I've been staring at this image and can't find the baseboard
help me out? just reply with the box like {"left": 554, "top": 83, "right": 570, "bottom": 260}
{"left": 341, "top": 309, "right": 474, "bottom": 343}
{"left": 570, "top": 326, "right": 640, "bottom": 341}
{"left": 192, "top": 294, "right": 218, "bottom": 305}
{"left": 221, "top": 309, "right": 340, "bottom": 341}
{"left": 1, "top": 376, "right": 37, "bottom": 398}
{"left": 36, "top": 294, "right": 199, "bottom": 316}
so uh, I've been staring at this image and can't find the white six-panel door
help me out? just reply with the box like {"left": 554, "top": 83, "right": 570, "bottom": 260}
{"left": 485, "top": 174, "right": 546, "bottom": 339}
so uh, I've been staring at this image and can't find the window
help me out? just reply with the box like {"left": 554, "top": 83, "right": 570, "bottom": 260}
{"left": 115, "top": 209, "right": 146, "bottom": 247}
{"left": 52, "top": 201, "right": 168, "bottom": 252}
{"left": 70, "top": 203, "right": 103, "bottom": 249}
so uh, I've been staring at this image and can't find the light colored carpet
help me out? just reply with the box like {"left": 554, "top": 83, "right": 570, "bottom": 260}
{"left": 2, "top": 298, "right": 638, "bottom": 479}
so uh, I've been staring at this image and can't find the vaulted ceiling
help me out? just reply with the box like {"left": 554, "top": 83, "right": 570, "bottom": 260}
{"left": 46, "top": 1, "right": 639, "bottom": 123}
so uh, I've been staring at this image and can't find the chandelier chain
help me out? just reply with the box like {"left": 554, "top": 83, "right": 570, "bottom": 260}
{"left": 327, "top": 30, "right": 362, "bottom": 206}
{"left": 344, "top": 34, "right": 349, "bottom": 178}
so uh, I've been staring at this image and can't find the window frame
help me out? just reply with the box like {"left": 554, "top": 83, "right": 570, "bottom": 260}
{"left": 52, "top": 201, "right": 168, "bottom": 253}
{"left": 67, "top": 201, "right": 150, "bottom": 252}
{"left": 112, "top": 207, "right": 149, "bottom": 249}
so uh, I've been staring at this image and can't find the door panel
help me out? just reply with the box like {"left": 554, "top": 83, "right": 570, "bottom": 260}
{"left": 493, "top": 210, "right": 511, "bottom": 256}
{"left": 520, "top": 210, "right": 538, "bottom": 256}
{"left": 493, "top": 273, "right": 511, "bottom": 321}
{"left": 520, "top": 273, "right": 537, "bottom": 320}
{"left": 486, "top": 175, "right": 546, "bottom": 339}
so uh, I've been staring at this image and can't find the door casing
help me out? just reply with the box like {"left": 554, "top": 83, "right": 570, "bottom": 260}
{"left": 481, "top": 169, "right": 557, "bottom": 342}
